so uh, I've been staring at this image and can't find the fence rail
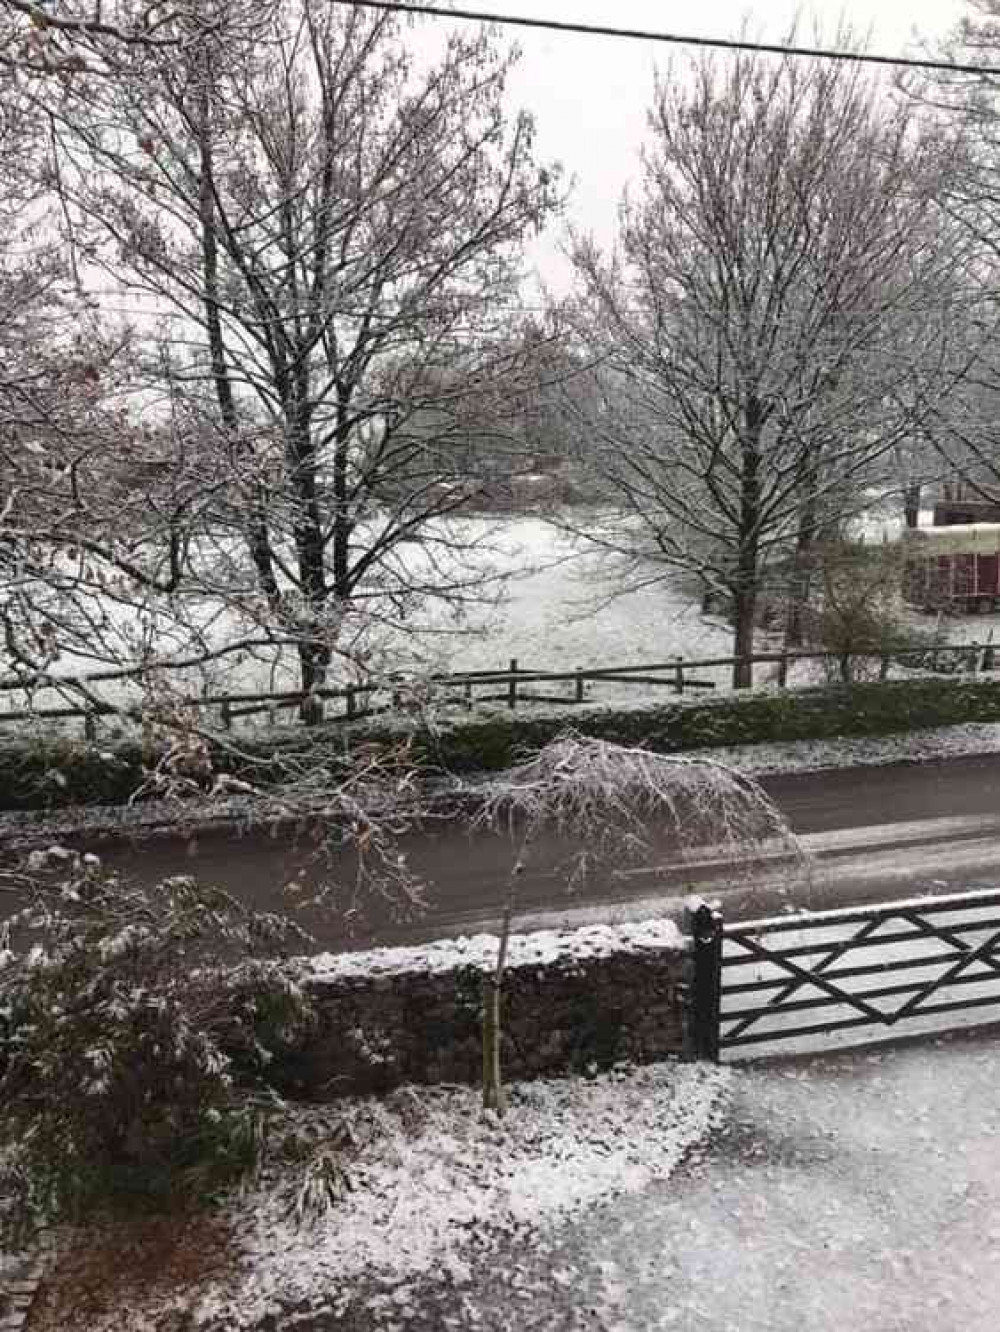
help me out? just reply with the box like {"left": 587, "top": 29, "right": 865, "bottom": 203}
{"left": 689, "top": 887, "right": 1000, "bottom": 1059}
{"left": 0, "top": 639, "right": 995, "bottom": 736}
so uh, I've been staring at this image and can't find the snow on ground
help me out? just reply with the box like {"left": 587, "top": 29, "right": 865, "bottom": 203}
{"left": 8, "top": 504, "right": 1000, "bottom": 728}
{"left": 197, "top": 1061, "right": 727, "bottom": 1331}
{"left": 691, "top": 720, "right": 1000, "bottom": 776}
{"left": 561, "top": 1035, "right": 1000, "bottom": 1332}
{"left": 37, "top": 1061, "right": 728, "bottom": 1332}
{"left": 0, "top": 515, "right": 739, "bottom": 721}
{"left": 233, "top": 1031, "right": 1000, "bottom": 1332}
{"left": 417, "top": 518, "right": 734, "bottom": 678}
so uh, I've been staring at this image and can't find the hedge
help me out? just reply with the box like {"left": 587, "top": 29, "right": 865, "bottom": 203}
{"left": 0, "top": 675, "right": 996, "bottom": 810}
{"left": 401, "top": 676, "right": 1000, "bottom": 773}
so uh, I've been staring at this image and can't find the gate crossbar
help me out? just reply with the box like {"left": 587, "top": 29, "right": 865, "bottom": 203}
{"left": 722, "top": 914, "right": 1000, "bottom": 964}
{"left": 717, "top": 887, "right": 1000, "bottom": 1052}
{"left": 725, "top": 945, "right": 991, "bottom": 993}
{"left": 727, "top": 886, "right": 1000, "bottom": 935}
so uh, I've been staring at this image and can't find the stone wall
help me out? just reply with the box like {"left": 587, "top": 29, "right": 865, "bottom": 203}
{"left": 280, "top": 920, "right": 693, "bottom": 1099}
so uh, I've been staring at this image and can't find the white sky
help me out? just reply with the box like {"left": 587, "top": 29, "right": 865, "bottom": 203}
{"left": 418, "top": 0, "right": 969, "bottom": 290}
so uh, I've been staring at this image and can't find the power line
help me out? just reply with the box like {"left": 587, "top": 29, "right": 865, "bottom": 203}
{"left": 333, "top": 1, "right": 998, "bottom": 78}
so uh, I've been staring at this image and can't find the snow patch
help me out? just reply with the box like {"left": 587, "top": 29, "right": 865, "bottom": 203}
{"left": 700, "top": 721, "right": 1000, "bottom": 777}
{"left": 190, "top": 1060, "right": 729, "bottom": 1329}
{"left": 309, "top": 916, "right": 687, "bottom": 984}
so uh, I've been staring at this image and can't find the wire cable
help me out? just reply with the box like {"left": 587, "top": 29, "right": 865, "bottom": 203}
{"left": 332, "top": 0, "right": 997, "bottom": 78}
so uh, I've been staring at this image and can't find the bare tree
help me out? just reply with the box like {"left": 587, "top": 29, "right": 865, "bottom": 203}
{"left": 0, "top": 54, "right": 160, "bottom": 711}
{"left": 473, "top": 733, "right": 805, "bottom": 1114}
{"left": 567, "top": 46, "right": 967, "bottom": 686}
{"left": 0, "top": 0, "right": 271, "bottom": 80}
{"left": 892, "top": 6, "right": 1000, "bottom": 511}
{"left": 18, "top": 0, "right": 559, "bottom": 719}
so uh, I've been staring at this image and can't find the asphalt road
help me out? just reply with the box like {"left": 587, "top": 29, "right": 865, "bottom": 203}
{"left": 63, "top": 751, "right": 1000, "bottom": 952}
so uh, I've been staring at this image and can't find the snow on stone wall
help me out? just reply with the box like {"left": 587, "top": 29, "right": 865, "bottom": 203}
{"left": 292, "top": 919, "right": 692, "bottom": 1097}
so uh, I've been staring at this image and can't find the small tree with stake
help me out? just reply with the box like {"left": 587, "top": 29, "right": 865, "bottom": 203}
{"left": 473, "top": 733, "right": 806, "bottom": 1115}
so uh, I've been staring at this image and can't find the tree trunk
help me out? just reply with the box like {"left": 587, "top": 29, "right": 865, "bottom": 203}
{"left": 785, "top": 485, "right": 819, "bottom": 650}
{"left": 196, "top": 60, "right": 282, "bottom": 617}
{"left": 732, "top": 586, "right": 757, "bottom": 689}
{"left": 732, "top": 395, "right": 765, "bottom": 690}
{"left": 904, "top": 482, "right": 921, "bottom": 530}
{"left": 482, "top": 973, "right": 505, "bottom": 1116}
{"left": 331, "top": 405, "right": 352, "bottom": 600}
{"left": 784, "top": 581, "right": 805, "bottom": 650}
{"left": 483, "top": 895, "right": 514, "bottom": 1115}
{"left": 297, "top": 639, "right": 331, "bottom": 726}
{"left": 284, "top": 387, "right": 332, "bottom": 723}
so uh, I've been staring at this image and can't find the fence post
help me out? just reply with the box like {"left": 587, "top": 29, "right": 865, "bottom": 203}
{"left": 984, "top": 635, "right": 996, "bottom": 673}
{"left": 220, "top": 700, "right": 232, "bottom": 731}
{"left": 879, "top": 652, "right": 890, "bottom": 682}
{"left": 575, "top": 668, "right": 585, "bottom": 704}
{"left": 674, "top": 656, "right": 685, "bottom": 695}
{"left": 83, "top": 708, "right": 97, "bottom": 742}
{"left": 688, "top": 900, "right": 723, "bottom": 1063}
{"left": 346, "top": 687, "right": 356, "bottom": 720}
{"left": 777, "top": 653, "right": 789, "bottom": 688}
{"left": 464, "top": 680, "right": 474, "bottom": 709}
{"left": 508, "top": 658, "right": 518, "bottom": 710}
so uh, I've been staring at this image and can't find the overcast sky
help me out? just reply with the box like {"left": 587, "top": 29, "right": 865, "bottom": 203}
{"left": 423, "top": 0, "right": 970, "bottom": 291}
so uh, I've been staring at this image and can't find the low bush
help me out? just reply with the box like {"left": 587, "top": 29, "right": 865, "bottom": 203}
{"left": 2, "top": 671, "right": 999, "bottom": 810}
{"left": 387, "top": 675, "right": 1000, "bottom": 772}
{"left": 0, "top": 734, "right": 146, "bottom": 809}
{"left": 0, "top": 852, "right": 317, "bottom": 1242}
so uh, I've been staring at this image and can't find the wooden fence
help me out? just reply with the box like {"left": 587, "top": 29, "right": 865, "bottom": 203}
{"left": 0, "top": 640, "right": 995, "bottom": 736}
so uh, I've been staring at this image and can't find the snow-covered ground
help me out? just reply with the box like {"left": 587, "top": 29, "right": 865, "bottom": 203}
{"left": 31, "top": 1030, "right": 1000, "bottom": 1332}
{"left": 30, "top": 1061, "right": 729, "bottom": 1332}
{"left": 420, "top": 1033, "right": 1000, "bottom": 1332}
{"left": 18, "top": 504, "right": 950, "bottom": 718}
{"left": 7, "top": 502, "right": 1000, "bottom": 730}
{"left": 687, "top": 721, "right": 1000, "bottom": 776}
{"left": 0, "top": 515, "right": 740, "bottom": 722}
{"left": 416, "top": 518, "right": 734, "bottom": 675}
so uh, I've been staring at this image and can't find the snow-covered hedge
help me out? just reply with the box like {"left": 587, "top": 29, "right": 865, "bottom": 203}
{"left": 385, "top": 675, "right": 1000, "bottom": 773}
{"left": 4, "top": 674, "right": 1000, "bottom": 809}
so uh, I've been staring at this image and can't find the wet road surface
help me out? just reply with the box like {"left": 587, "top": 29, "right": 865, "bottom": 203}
{"left": 9, "top": 754, "right": 1000, "bottom": 950}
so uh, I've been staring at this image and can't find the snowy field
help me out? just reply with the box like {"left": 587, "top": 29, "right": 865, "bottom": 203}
{"left": 5, "top": 501, "right": 1000, "bottom": 730}
{"left": 0, "top": 515, "right": 742, "bottom": 725}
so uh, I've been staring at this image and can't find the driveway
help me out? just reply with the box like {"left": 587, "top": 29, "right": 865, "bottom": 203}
{"left": 307, "top": 1029, "right": 1000, "bottom": 1331}
{"left": 578, "top": 1034, "right": 1000, "bottom": 1332}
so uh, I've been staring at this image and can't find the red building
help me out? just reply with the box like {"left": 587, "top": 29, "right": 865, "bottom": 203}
{"left": 903, "top": 524, "right": 1000, "bottom": 613}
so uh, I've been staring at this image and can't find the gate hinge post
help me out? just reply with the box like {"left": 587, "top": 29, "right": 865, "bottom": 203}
{"left": 687, "top": 898, "right": 724, "bottom": 1063}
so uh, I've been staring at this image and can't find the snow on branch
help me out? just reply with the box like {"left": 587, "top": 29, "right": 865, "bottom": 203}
{"left": 475, "top": 731, "right": 807, "bottom": 889}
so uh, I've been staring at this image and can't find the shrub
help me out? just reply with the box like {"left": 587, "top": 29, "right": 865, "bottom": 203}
{"left": 3, "top": 669, "right": 1000, "bottom": 811}
{"left": 0, "top": 734, "right": 145, "bottom": 809}
{"left": 373, "top": 675, "right": 1000, "bottom": 772}
{"left": 0, "top": 853, "right": 317, "bottom": 1243}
